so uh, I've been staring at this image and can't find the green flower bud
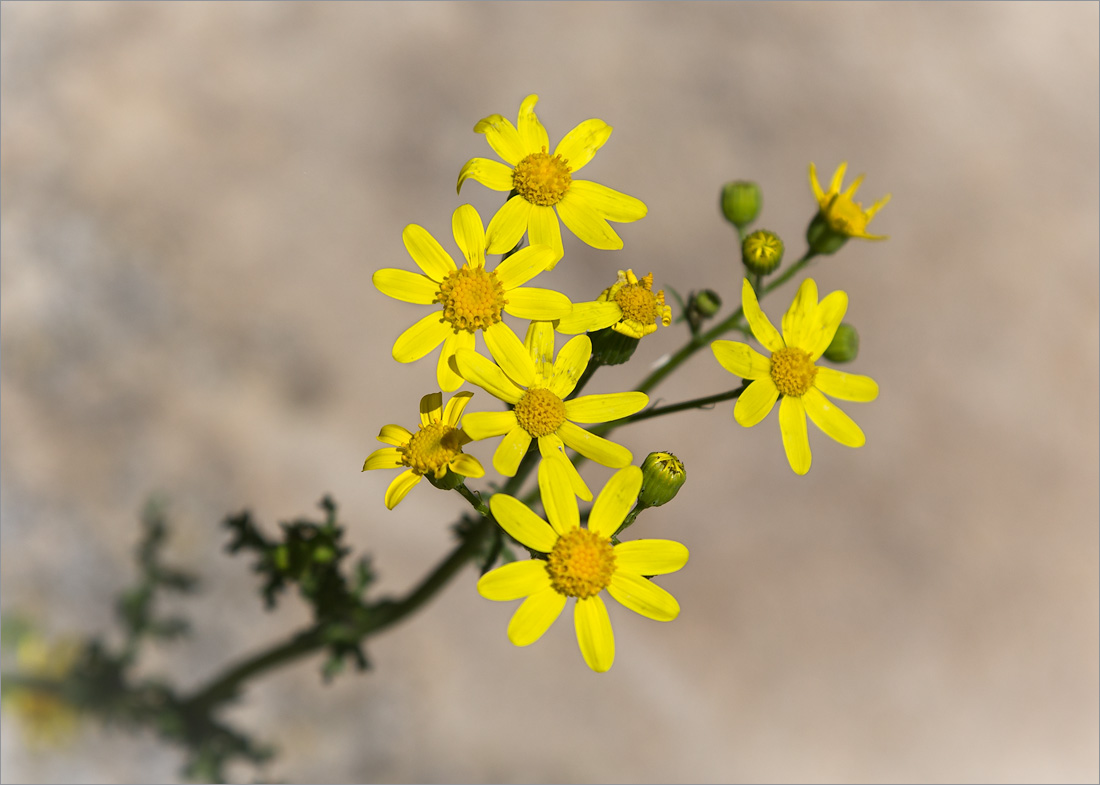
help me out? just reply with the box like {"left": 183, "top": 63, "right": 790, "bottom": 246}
{"left": 806, "top": 212, "right": 849, "bottom": 255}
{"left": 589, "top": 326, "right": 639, "bottom": 366}
{"left": 638, "top": 452, "right": 687, "bottom": 508}
{"left": 742, "top": 229, "right": 784, "bottom": 276}
{"left": 823, "top": 323, "right": 860, "bottom": 363}
{"left": 426, "top": 468, "right": 466, "bottom": 491}
{"left": 720, "top": 181, "right": 762, "bottom": 229}
{"left": 691, "top": 289, "right": 722, "bottom": 318}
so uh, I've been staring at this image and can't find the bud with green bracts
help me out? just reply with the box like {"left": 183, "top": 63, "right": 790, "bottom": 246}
{"left": 589, "top": 326, "right": 639, "bottom": 366}
{"left": 742, "top": 229, "right": 784, "bottom": 276}
{"left": 638, "top": 452, "right": 687, "bottom": 508}
{"left": 823, "top": 323, "right": 860, "bottom": 363}
{"left": 690, "top": 289, "right": 721, "bottom": 318}
{"left": 720, "top": 181, "right": 762, "bottom": 229}
{"left": 806, "top": 212, "right": 849, "bottom": 255}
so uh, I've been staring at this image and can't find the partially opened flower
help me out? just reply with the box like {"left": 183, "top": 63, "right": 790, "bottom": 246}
{"left": 557, "top": 269, "right": 672, "bottom": 339}
{"left": 809, "top": 161, "right": 891, "bottom": 241}
{"left": 362, "top": 392, "right": 484, "bottom": 509}
{"left": 373, "top": 204, "right": 571, "bottom": 391}
{"left": 457, "top": 94, "right": 647, "bottom": 265}
{"left": 478, "top": 462, "right": 689, "bottom": 672}
{"left": 455, "top": 321, "right": 647, "bottom": 500}
{"left": 711, "top": 279, "right": 879, "bottom": 475}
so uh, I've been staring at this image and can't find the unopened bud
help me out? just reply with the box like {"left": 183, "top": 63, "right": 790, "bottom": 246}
{"left": 638, "top": 452, "right": 687, "bottom": 508}
{"left": 691, "top": 289, "right": 722, "bottom": 318}
{"left": 823, "top": 323, "right": 860, "bottom": 363}
{"left": 720, "top": 181, "right": 762, "bottom": 229}
{"left": 742, "top": 229, "right": 784, "bottom": 276}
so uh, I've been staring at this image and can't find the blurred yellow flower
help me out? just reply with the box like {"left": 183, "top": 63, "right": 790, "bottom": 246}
{"left": 3, "top": 634, "right": 81, "bottom": 748}
{"left": 809, "top": 161, "right": 891, "bottom": 240}
{"left": 557, "top": 269, "right": 672, "bottom": 339}
{"left": 458, "top": 95, "right": 647, "bottom": 265}
{"left": 711, "top": 279, "right": 878, "bottom": 475}
{"left": 478, "top": 463, "right": 688, "bottom": 672}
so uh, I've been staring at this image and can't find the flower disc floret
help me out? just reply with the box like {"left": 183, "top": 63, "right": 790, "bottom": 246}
{"left": 434, "top": 266, "right": 507, "bottom": 333}
{"left": 514, "top": 387, "right": 567, "bottom": 438}
{"left": 546, "top": 528, "right": 616, "bottom": 599}
{"left": 400, "top": 421, "right": 464, "bottom": 478}
{"left": 769, "top": 346, "right": 818, "bottom": 397}
{"left": 513, "top": 148, "right": 572, "bottom": 206}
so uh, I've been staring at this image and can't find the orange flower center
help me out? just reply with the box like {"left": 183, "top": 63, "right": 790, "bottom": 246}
{"left": 435, "top": 266, "right": 506, "bottom": 333}
{"left": 513, "top": 147, "right": 572, "bottom": 206}
{"left": 546, "top": 528, "right": 616, "bottom": 599}
{"left": 770, "top": 346, "right": 818, "bottom": 397}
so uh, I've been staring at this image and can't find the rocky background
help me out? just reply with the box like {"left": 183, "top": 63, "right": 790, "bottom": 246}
{"left": 2, "top": 2, "right": 1097, "bottom": 782}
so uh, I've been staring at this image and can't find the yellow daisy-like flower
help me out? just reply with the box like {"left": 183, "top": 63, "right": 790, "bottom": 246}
{"left": 478, "top": 461, "right": 689, "bottom": 673}
{"left": 711, "top": 279, "right": 879, "bottom": 475}
{"left": 373, "top": 204, "right": 572, "bottom": 392}
{"left": 556, "top": 269, "right": 673, "bottom": 339}
{"left": 3, "top": 635, "right": 82, "bottom": 748}
{"left": 809, "top": 161, "right": 891, "bottom": 240}
{"left": 362, "top": 392, "right": 485, "bottom": 509}
{"left": 457, "top": 94, "right": 647, "bottom": 266}
{"left": 454, "top": 321, "right": 648, "bottom": 500}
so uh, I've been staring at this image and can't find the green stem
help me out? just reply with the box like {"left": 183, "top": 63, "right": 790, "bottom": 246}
{"left": 455, "top": 483, "right": 490, "bottom": 516}
{"left": 596, "top": 383, "right": 748, "bottom": 433}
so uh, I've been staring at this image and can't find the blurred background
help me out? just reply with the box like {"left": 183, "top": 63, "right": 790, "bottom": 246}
{"left": 2, "top": 2, "right": 1097, "bottom": 782}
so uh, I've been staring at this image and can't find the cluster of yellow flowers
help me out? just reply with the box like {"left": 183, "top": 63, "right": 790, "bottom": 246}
{"left": 364, "top": 95, "right": 887, "bottom": 671}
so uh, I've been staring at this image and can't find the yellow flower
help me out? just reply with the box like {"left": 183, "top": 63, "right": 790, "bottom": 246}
{"left": 363, "top": 392, "right": 485, "bottom": 509}
{"left": 711, "top": 279, "right": 879, "bottom": 475}
{"left": 373, "top": 204, "right": 572, "bottom": 391}
{"left": 457, "top": 94, "right": 647, "bottom": 266}
{"left": 809, "top": 161, "right": 891, "bottom": 240}
{"left": 557, "top": 269, "right": 673, "bottom": 339}
{"left": 478, "top": 462, "right": 689, "bottom": 673}
{"left": 455, "top": 321, "right": 648, "bottom": 500}
{"left": 3, "top": 635, "right": 82, "bottom": 748}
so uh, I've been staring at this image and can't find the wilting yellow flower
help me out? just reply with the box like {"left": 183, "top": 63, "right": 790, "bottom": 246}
{"left": 3, "top": 634, "right": 81, "bottom": 748}
{"left": 711, "top": 279, "right": 879, "bottom": 475}
{"left": 478, "top": 462, "right": 689, "bottom": 672}
{"left": 455, "top": 321, "right": 647, "bottom": 500}
{"left": 457, "top": 94, "right": 647, "bottom": 265}
{"left": 557, "top": 269, "right": 672, "bottom": 339}
{"left": 363, "top": 392, "right": 485, "bottom": 509}
{"left": 373, "top": 204, "right": 571, "bottom": 391}
{"left": 809, "top": 161, "right": 891, "bottom": 240}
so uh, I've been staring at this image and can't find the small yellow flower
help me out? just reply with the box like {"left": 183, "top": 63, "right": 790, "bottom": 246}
{"left": 363, "top": 392, "right": 485, "bottom": 509}
{"left": 711, "top": 279, "right": 879, "bottom": 475}
{"left": 3, "top": 634, "right": 82, "bottom": 748}
{"left": 373, "top": 204, "right": 572, "bottom": 392}
{"left": 478, "top": 462, "right": 689, "bottom": 672}
{"left": 809, "top": 161, "right": 891, "bottom": 240}
{"left": 457, "top": 95, "right": 647, "bottom": 265}
{"left": 557, "top": 269, "right": 673, "bottom": 339}
{"left": 455, "top": 321, "right": 647, "bottom": 500}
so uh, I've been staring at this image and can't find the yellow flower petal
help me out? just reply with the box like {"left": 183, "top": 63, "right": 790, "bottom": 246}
{"left": 436, "top": 331, "right": 465, "bottom": 393}
{"left": 504, "top": 287, "right": 573, "bottom": 322}
{"left": 538, "top": 456, "right": 580, "bottom": 535}
{"left": 372, "top": 268, "right": 439, "bottom": 305}
{"left": 384, "top": 469, "right": 421, "bottom": 510}
{"left": 557, "top": 421, "right": 632, "bottom": 469}
{"left": 448, "top": 453, "right": 484, "bottom": 478}
{"left": 563, "top": 392, "right": 648, "bottom": 424}
{"left": 829, "top": 161, "right": 848, "bottom": 194}
{"left": 712, "top": 340, "right": 772, "bottom": 380}
{"left": 457, "top": 157, "right": 514, "bottom": 194}
{"left": 779, "top": 395, "right": 812, "bottom": 475}
{"left": 538, "top": 434, "right": 593, "bottom": 501}
{"left": 547, "top": 335, "right": 592, "bottom": 398}
{"left": 734, "top": 377, "right": 779, "bottom": 427}
{"left": 494, "top": 244, "right": 557, "bottom": 290}
{"left": 814, "top": 367, "right": 879, "bottom": 402}
{"left": 809, "top": 162, "right": 826, "bottom": 204}
{"left": 741, "top": 278, "right": 784, "bottom": 353}
{"left": 524, "top": 320, "right": 556, "bottom": 385}
{"left": 392, "top": 312, "right": 449, "bottom": 363}
{"left": 516, "top": 94, "right": 549, "bottom": 155}
{"left": 509, "top": 587, "right": 567, "bottom": 647}
{"left": 556, "top": 301, "right": 622, "bottom": 335}
{"left": 454, "top": 348, "right": 525, "bottom": 404}
{"left": 362, "top": 447, "right": 403, "bottom": 471}
{"left": 556, "top": 192, "right": 623, "bottom": 250}
{"left": 493, "top": 426, "right": 533, "bottom": 477}
{"left": 608, "top": 571, "right": 680, "bottom": 622}
{"left": 478, "top": 559, "right": 552, "bottom": 601}
{"left": 528, "top": 205, "right": 564, "bottom": 267}
{"left": 554, "top": 118, "right": 612, "bottom": 173}
{"left": 473, "top": 112, "right": 526, "bottom": 166}
{"left": 402, "top": 224, "right": 456, "bottom": 281}
{"left": 803, "top": 388, "right": 865, "bottom": 448}
{"left": 419, "top": 392, "right": 444, "bottom": 425}
{"left": 574, "top": 595, "right": 614, "bottom": 672}
{"left": 613, "top": 539, "right": 689, "bottom": 576}
{"left": 451, "top": 204, "right": 486, "bottom": 269}
{"left": 484, "top": 322, "right": 537, "bottom": 388}
{"left": 568, "top": 180, "right": 647, "bottom": 222}
{"left": 806, "top": 290, "right": 849, "bottom": 359}
{"left": 462, "top": 410, "right": 518, "bottom": 440}
{"left": 485, "top": 195, "right": 532, "bottom": 254}
{"left": 489, "top": 493, "right": 557, "bottom": 552}
{"left": 781, "top": 278, "right": 818, "bottom": 349}
{"left": 377, "top": 424, "right": 412, "bottom": 446}
{"left": 443, "top": 390, "right": 474, "bottom": 426}
{"left": 588, "top": 465, "right": 642, "bottom": 538}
